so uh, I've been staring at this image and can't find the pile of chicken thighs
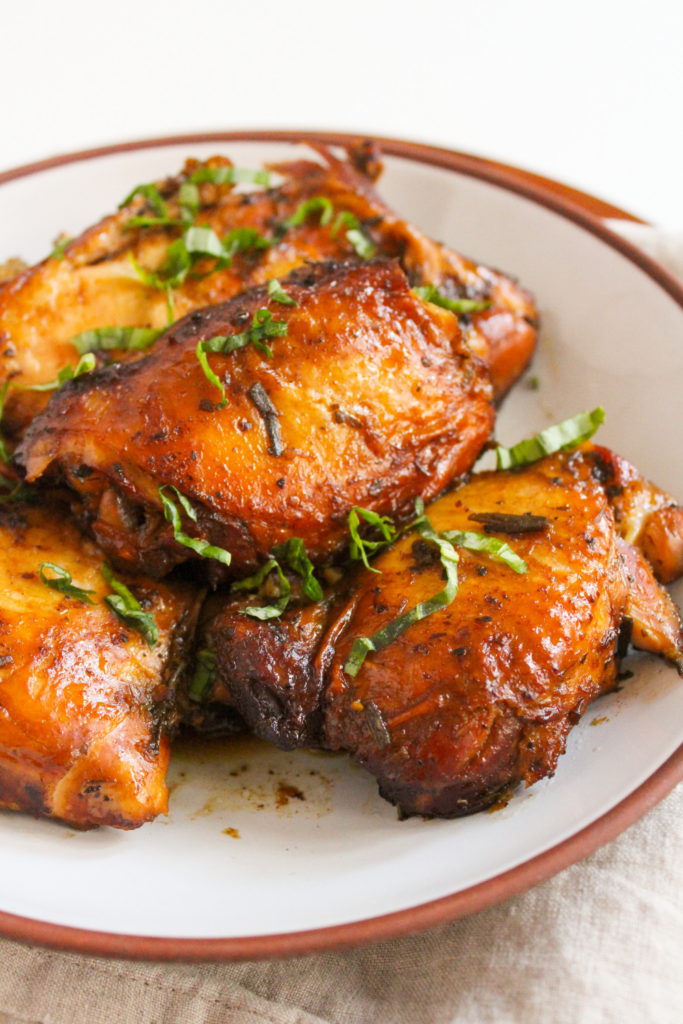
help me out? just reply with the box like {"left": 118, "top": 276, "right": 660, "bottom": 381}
{"left": 0, "top": 141, "right": 680, "bottom": 830}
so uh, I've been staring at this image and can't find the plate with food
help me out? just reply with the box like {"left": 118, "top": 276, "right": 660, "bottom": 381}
{"left": 0, "top": 131, "right": 681, "bottom": 960}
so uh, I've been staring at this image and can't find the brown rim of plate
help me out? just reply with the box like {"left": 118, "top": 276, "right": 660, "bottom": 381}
{"left": 0, "top": 130, "right": 682, "bottom": 963}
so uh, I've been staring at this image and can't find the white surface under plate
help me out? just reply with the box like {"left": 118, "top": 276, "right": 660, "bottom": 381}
{"left": 0, "top": 141, "right": 681, "bottom": 942}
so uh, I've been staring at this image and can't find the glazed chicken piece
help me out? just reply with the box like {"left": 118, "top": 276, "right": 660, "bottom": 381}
{"left": 0, "top": 142, "right": 536, "bottom": 435}
{"left": 199, "top": 444, "right": 683, "bottom": 816}
{"left": 0, "top": 497, "right": 201, "bottom": 829}
{"left": 19, "top": 259, "right": 494, "bottom": 580}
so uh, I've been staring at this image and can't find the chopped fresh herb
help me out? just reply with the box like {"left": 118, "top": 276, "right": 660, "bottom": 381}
{"left": 441, "top": 530, "right": 528, "bottom": 574}
{"left": 158, "top": 485, "right": 232, "bottom": 566}
{"left": 268, "top": 278, "right": 298, "bottom": 306}
{"left": 348, "top": 507, "right": 397, "bottom": 572}
{"left": 24, "top": 353, "right": 96, "bottom": 392}
{"left": 130, "top": 237, "right": 191, "bottom": 291}
{"left": 119, "top": 182, "right": 168, "bottom": 217}
{"left": 412, "top": 284, "right": 491, "bottom": 315}
{"left": 231, "top": 558, "right": 291, "bottom": 620}
{"left": 526, "top": 375, "right": 540, "bottom": 391}
{"left": 495, "top": 407, "right": 605, "bottom": 470}
{"left": 273, "top": 537, "right": 323, "bottom": 602}
{"left": 284, "top": 196, "right": 334, "bottom": 230}
{"left": 223, "top": 227, "right": 270, "bottom": 259}
{"left": 178, "top": 180, "right": 200, "bottom": 224}
{"left": 196, "top": 308, "right": 288, "bottom": 408}
{"left": 39, "top": 562, "right": 96, "bottom": 604}
{"left": 189, "top": 166, "right": 271, "bottom": 187}
{"left": 184, "top": 225, "right": 225, "bottom": 259}
{"left": 70, "top": 326, "right": 163, "bottom": 355}
{"left": 331, "top": 211, "right": 375, "bottom": 258}
{"left": 247, "top": 381, "right": 283, "bottom": 456}
{"left": 188, "top": 648, "right": 218, "bottom": 702}
{"left": 344, "top": 504, "right": 459, "bottom": 678}
{"left": 101, "top": 563, "right": 158, "bottom": 648}
{"left": 49, "top": 236, "right": 72, "bottom": 260}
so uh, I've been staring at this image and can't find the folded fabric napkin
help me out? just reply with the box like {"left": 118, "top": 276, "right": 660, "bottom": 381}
{"left": 0, "top": 223, "right": 681, "bottom": 1024}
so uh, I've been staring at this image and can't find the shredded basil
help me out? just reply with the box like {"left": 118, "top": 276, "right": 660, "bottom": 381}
{"left": 196, "top": 308, "right": 287, "bottom": 407}
{"left": 348, "top": 507, "right": 397, "bottom": 572}
{"left": 268, "top": 278, "right": 298, "bottom": 306}
{"left": 49, "top": 236, "right": 71, "bottom": 260}
{"left": 188, "top": 648, "right": 218, "bottom": 702}
{"left": 331, "top": 211, "right": 375, "bottom": 258}
{"left": 412, "top": 284, "right": 491, "bottom": 315}
{"left": 119, "top": 182, "right": 168, "bottom": 217}
{"left": 178, "top": 181, "right": 200, "bottom": 224}
{"left": 231, "top": 558, "right": 291, "bottom": 620}
{"left": 495, "top": 407, "right": 605, "bottom": 470}
{"left": 39, "top": 562, "right": 96, "bottom": 604}
{"left": 223, "top": 227, "right": 270, "bottom": 258}
{"left": 189, "top": 166, "right": 271, "bottom": 187}
{"left": 273, "top": 537, "right": 323, "bottom": 601}
{"left": 101, "top": 563, "right": 158, "bottom": 648}
{"left": 158, "top": 485, "right": 232, "bottom": 566}
{"left": 70, "top": 326, "right": 163, "bottom": 355}
{"left": 25, "top": 353, "right": 96, "bottom": 392}
{"left": 344, "top": 505, "right": 459, "bottom": 678}
{"left": 284, "top": 197, "right": 334, "bottom": 230}
{"left": 130, "top": 238, "right": 191, "bottom": 291}
{"left": 441, "top": 530, "right": 528, "bottom": 574}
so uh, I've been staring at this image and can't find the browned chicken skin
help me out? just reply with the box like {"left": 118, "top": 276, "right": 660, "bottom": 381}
{"left": 200, "top": 445, "right": 683, "bottom": 817}
{"left": 0, "top": 143, "right": 536, "bottom": 436}
{"left": 18, "top": 260, "right": 494, "bottom": 580}
{"left": 0, "top": 499, "right": 202, "bottom": 829}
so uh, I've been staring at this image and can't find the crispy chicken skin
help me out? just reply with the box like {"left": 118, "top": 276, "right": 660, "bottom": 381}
{"left": 0, "top": 499, "right": 201, "bottom": 829}
{"left": 0, "top": 143, "right": 535, "bottom": 434}
{"left": 200, "top": 445, "right": 683, "bottom": 817}
{"left": 19, "top": 260, "right": 494, "bottom": 580}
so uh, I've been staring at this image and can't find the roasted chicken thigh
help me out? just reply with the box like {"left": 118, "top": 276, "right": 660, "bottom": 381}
{"left": 0, "top": 143, "right": 536, "bottom": 436}
{"left": 19, "top": 260, "right": 494, "bottom": 579}
{"left": 199, "top": 444, "right": 683, "bottom": 817}
{"left": 0, "top": 498, "right": 201, "bottom": 829}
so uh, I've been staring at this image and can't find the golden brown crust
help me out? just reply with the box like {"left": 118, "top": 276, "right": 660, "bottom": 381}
{"left": 0, "top": 147, "right": 536, "bottom": 436}
{"left": 0, "top": 500, "right": 202, "bottom": 829}
{"left": 18, "top": 260, "right": 494, "bottom": 579}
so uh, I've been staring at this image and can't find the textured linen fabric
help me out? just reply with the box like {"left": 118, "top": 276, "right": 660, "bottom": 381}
{"left": 0, "top": 223, "right": 682, "bottom": 1024}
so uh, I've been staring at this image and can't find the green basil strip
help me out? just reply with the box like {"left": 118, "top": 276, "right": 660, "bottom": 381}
{"left": 196, "top": 340, "right": 228, "bottom": 409}
{"left": 49, "top": 236, "right": 72, "bottom": 260}
{"left": 268, "top": 279, "right": 298, "bottom": 306}
{"left": 101, "top": 563, "right": 158, "bottom": 648}
{"left": 495, "top": 407, "right": 605, "bottom": 470}
{"left": 196, "top": 308, "right": 288, "bottom": 407}
{"left": 158, "top": 485, "right": 232, "bottom": 566}
{"left": 223, "top": 227, "right": 270, "bottom": 258}
{"left": 412, "top": 284, "right": 491, "bottom": 315}
{"left": 189, "top": 166, "right": 271, "bottom": 187}
{"left": 331, "top": 211, "right": 375, "bottom": 258}
{"left": 344, "top": 514, "right": 459, "bottom": 678}
{"left": 130, "top": 237, "right": 192, "bottom": 291}
{"left": 178, "top": 181, "right": 200, "bottom": 224}
{"left": 348, "top": 507, "right": 397, "bottom": 572}
{"left": 119, "top": 182, "right": 168, "bottom": 217}
{"left": 25, "top": 353, "right": 96, "bottom": 392}
{"left": 272, "top": 537, "right": 323, "bottom": 602}
{"left": 231, "top": 558, "right": 291, "bottom": 620}
{"left": 70, "top": 326, "right": 164, "bottom": 355}
{"left": 188, "top": 648, "right": 218, "bottom": 702}
{"left": 39, "top": 562, "right": 96, "bottom": 604}
{"left": 284, "top": 196, "right": 334, "bottom": 230}
{"left": 441, "top": 530, "right": 528, "bottom": 574}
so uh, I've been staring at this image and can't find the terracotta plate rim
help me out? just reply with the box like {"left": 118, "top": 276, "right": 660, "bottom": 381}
{"left": 1, "top": 129, "right": 682, "bottom": 963}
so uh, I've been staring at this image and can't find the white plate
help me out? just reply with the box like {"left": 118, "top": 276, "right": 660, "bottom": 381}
{"left": 1, "top": 135, "right": 682, "bottom": 958}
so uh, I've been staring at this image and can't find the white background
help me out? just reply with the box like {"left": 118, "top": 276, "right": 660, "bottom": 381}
{"left": 2, "top": 0, "right": 682, "bottom": 229}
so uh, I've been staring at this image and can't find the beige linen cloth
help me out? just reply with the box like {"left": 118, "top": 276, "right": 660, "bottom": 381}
{"left": 1, "top": 223, "right": 683, "bottom": 1024}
